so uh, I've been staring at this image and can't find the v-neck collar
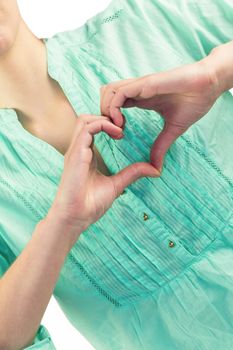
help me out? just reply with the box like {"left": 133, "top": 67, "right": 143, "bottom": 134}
{"left": 0, "top": 36, "right": 119, "bottom": 177}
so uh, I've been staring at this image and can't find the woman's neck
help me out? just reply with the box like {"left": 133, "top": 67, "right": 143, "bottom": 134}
{"left": 0, "top": 19, "right": 62, "bottom": 124}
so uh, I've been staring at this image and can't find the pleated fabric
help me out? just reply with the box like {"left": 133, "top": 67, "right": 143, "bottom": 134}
{"left": 0, "top": 0, "right": 233, "bottom": 349}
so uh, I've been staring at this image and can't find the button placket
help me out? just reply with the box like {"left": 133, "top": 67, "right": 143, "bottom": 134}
{"left": 92, "top": 120, "right": 205, "bottom": 263}
{"left": 114, "top": 191, "right": 196, "bottom": 288}
{"left": 168, "top": 240, "right": 176, "bottom": 248}
{"left": 118, "top": 189, "right": 197, "bottom": 265}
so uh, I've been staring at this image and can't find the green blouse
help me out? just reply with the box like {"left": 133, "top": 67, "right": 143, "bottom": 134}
{"left": 0, "top": 0, "right": 233, "bottom": 349}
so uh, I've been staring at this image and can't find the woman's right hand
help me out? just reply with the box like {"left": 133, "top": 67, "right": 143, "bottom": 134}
{"left": 48, "top": 114, "right": 160, "bottom": 240}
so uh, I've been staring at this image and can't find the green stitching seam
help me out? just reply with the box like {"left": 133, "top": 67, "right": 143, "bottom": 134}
{"left": 0, "top": 176, "right": 122, "bottom": 307}
{"left": 101, "top": 9, "right": 124, "bottom": 24}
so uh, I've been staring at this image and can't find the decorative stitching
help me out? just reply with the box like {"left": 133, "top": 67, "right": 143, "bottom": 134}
{"left": 0, "top": 176, "right": 122, "bottom": 307}
{"left": 1, "top": 4, "right": 232, "bottom": 306}
{"left": 68, "top": 254, "right": 122, "bottom": 307}
{"left": 92, "top": 54, "right": 233, "bottom": 193}
{"left": 0, "top": 177, "right": 42, "bottom": 221}
{"left": 181, "top": 136, "right": 233, "bottom": 191}
{"left": 101, "top": 9, "right": 124, "bottom": 24}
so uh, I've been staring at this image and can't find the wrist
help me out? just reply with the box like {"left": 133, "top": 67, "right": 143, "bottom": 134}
{"left": 43, "top": 206, "right": 88, "bottom": 250}
{"left": 205, "top": 41, "right": 233, "bottom": 95}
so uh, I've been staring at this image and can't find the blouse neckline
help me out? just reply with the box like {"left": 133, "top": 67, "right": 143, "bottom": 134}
{"left": 0, "top": 36, "right": 106, "bottom": 174}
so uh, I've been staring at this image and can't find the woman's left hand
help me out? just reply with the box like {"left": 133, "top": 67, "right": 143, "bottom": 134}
{"left": 99, "top": 55, "right": 221, "bottom": 172}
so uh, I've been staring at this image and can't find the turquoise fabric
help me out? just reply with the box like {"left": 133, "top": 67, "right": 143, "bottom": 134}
{"left": 0, "top": 0, "right": 233, "bottom": 348}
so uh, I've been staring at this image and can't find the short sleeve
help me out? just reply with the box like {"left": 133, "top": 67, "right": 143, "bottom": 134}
{"left": 0, "top": 236, "right": 57, "bottom": 349}
{"left": 23, "top": 325, "right": 56, "bottom": 350}
{"left": 0, "top": 234, "right": 16, "bottom": 278}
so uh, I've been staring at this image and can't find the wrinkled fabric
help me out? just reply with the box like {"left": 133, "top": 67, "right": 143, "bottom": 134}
{"left": 0, "top": 0, "right": 233, "bottom": 349}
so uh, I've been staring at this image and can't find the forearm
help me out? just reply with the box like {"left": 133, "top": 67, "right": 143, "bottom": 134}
{"left": 205, "top": 40, "right": 233, "bottom": 94}
{"left": 0, "top": 211, "right": 85, "bottom": 350}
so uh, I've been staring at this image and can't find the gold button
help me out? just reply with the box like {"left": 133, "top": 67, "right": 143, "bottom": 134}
{"left": 168, "top": 240, "right": 175, "bottom": 248}
{"left": 143, "top": 213, "right": 149, "bottom": 221}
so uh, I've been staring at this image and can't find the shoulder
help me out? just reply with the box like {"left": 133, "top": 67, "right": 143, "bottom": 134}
{"left": 45, "top": 0, "right": 128, "bottom": 48}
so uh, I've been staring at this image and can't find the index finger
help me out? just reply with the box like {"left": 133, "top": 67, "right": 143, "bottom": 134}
{"left": 109, "top": 79, "right": 145, "bottom": 127}
{"left": 99, "top": 78, "right": 136, "bottom": 119}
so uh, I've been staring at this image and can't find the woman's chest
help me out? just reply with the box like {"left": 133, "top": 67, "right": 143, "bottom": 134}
{"left": 20, "top": 106, "right": 112, "bottom": 176}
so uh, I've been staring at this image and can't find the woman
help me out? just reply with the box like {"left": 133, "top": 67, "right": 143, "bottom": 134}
{"left": 0, "top": 0, "right": 233, "bottom": 349}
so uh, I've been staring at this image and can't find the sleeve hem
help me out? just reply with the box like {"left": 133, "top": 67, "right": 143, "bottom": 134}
{"left": 23, "top": 325, "right": 56, "bottom": 350}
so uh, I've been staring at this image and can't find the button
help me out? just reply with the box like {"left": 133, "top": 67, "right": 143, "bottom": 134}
{"left": 168, "top": 240, "right": 175, "bottom": 248}
{"left": 143, "top": 213, "right": 149, "bottom": 221}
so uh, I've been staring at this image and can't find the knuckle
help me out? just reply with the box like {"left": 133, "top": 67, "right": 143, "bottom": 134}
{"left": 101, "top": 115, "right": 112, "bottom": 122}
{"left": 132, "top": 163, "right": 140, "bottom": 179}
{"left": 112, "top": 178, "right": 120, "bottom": 198}
{"left": 109, "top": 105, "right": 115, "bottom": 116}
{"left": 106, "top": 82, "right": 117, "bottom": 92}
{"left": 83, "top": 123, "right": 91, "bottom": 134}
{"left": 109, "top": 105, "right": 118, "bottom": 116}
{"left": 115, "top": 86, "right": 123, "bottom": 95}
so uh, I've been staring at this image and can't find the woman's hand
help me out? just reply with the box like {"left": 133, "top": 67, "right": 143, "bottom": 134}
{"left": 100, "top": 57, "right": 221, "bottom": 172}
{"left": 48, "top": 114, "right": 160, "bottom": 240}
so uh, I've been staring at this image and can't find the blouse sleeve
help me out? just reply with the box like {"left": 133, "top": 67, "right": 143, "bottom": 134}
{"left": 0, "top": 235, "right": 57, "bottom": 350}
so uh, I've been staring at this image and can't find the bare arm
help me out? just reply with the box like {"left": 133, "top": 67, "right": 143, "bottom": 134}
{"left": 0, "top": 114, "right": 158, "bottom": 350}
{"left": 100, "top": 40, "right": 233, "bottom": 172}
{"left": 0, "top": 213, "right": 85, "bottom": 350}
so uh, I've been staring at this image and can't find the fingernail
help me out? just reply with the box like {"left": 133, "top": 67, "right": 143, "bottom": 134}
{"left": 116, "top": 132, "right": 124, "bottom": 139}
{"left": 152, "top": 166, "right": 162, "bottom": 176}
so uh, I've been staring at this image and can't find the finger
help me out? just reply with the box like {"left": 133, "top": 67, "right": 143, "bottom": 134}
{"left": 67, "top": 119, "right": 85, "bottom": 155}
{"left": 100, "top": 85, "right": 116, "bottom": 117}
{"left": 109, "top": 79, "right": 147, "bottom": 127}
{"left": 66, "top": 116, "right": 113, "bottom": 158}
{"left": 122, "top": 94, "right": 167, "bottom": 110}
{"left": 108, "top": 65, "right": 195, "bottom": 127}
{"left": 80, "top": 120, "right": 124, "bottom": 149}
{"left": 71, "top": 115, "right": 112, "bottom": 146}
{"left": 81, "top": 114, "right": 116, "bottom": 133}
{"left": 100, "top": 86, "right": 126, "bottom": 128}
{"left": 150, "top": 122, "right": 187, "bottom": 171}
{"left": 100, "top": 78, "right": 136, "bottom": 119}
{"left": 111, "top": 162, "right": 161, "bottom": 197}
{"left": 142, "top": 63, "right": 195, "bottom": 96}
{"left": 79, "top": 114, "right": 112, "bottom": 124}
{"left": 87, "top": 119, "right": 124, "bottom": 140}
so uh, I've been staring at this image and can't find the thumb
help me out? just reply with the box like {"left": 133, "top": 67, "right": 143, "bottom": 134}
{"left": 150, "top": 122, "right": 187, "bottom": 172}
{"left": 111, "top": 162, "right": 160, "bottom": 196}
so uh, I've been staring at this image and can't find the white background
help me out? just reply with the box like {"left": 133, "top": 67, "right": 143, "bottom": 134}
{"left": 17, "top": 1, "right": 112, "bottom": 349}
{"left": 16, "top": 1, "right": 233, "bottom": 349}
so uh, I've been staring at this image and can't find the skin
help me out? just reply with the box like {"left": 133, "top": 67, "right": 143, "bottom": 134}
{"left": 100, "top": 40, "right": 233, "bottom": 172}
{"left": 0, "top": 0, "right": 160, "bottom": 218}
{"left": 1, "top": 2, "right": 233, "bottom": 348}
{"left": 0, "top": 5, "right": 160, "bottom": 348}
{"left": 0, "top": 1, "right": 53, "bottom": 117}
